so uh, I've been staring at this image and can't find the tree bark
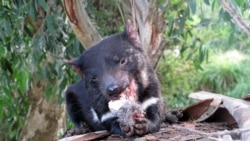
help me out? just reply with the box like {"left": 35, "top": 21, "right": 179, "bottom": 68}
{"left": 63, "top": 0, "right": 101, "bottom": 48}
{"left": 19, "top": 80, "right": 65, "bottom": 141}
{"left": 122, "top": 0, "right": 168, "bottom": 68}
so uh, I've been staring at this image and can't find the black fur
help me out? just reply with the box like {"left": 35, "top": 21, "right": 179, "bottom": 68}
{"left": 65, "top": 80, "right": 106, "bottom": 131}
{"left": 65, "top": 23, "right": 163, "bottom": 136}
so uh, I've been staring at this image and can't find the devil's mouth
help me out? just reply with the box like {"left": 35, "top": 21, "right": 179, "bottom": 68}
{"left": 111, "top": 79, "right": 137, "bottom": 102}
{"left": 108, "top": 79, "right": 137, "bottom": 111}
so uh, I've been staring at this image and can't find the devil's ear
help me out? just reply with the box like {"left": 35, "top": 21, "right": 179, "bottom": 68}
{"left": 125, "top": 19, "right": 141, "bottom": 47}
{"left": 64, "top": 58, "right": 82, "bottom": 75}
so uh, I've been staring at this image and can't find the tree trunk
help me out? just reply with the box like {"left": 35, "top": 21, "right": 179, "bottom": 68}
{"left": 19, "top": 80, "right": 65, "bottom": 141}
{"left": 19, "top": 1, "right": 66, "bottom": 140}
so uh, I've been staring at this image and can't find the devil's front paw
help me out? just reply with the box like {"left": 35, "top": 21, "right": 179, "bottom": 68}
{"left": 120, "top": 118, "right": 148, "bottom": 136}
{"left": 120, "top": 123, "right": 135, "bottom": 136}
{"left": 165, "top": 109, "right": 183, "bottom": 123}
{"left": 133, "top": 117, "right": 149, "bottom": 136}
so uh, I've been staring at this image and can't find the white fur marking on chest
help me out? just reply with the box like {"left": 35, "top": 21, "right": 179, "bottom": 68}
{"left": 90, "top": 107, "right": 100, "bottom": 122}
{"left": 141, "top": 97, "right": 159, "bottom": 110}
{"left": 101, "top": 112, "right": 116, "bottom": 122}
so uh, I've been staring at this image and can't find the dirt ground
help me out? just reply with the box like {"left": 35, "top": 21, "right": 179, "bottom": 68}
{"left": 99, "top": 122, "right": 238, "bottom": 141}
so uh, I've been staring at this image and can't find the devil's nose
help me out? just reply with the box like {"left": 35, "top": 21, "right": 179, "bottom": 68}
{"left": 107, "top": 84, "right": 124, "bottom": 96}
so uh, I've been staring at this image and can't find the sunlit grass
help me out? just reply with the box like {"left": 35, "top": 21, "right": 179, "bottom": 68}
{"left": 198, "top": 50, "right": 249, "bottom": 96}
{"left": 158, "top": 50, "right": 250, "bottom": 108}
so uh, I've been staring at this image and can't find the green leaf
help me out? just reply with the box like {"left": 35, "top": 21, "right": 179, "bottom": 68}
{"left": 0, "top": 46, "right": 5, "bottom": 57}
{"left": 199, "top": 44, "right": 205, "bottom": 63}
{"left": 4, "top": 21, "right": 12, "bottom": 36}
{"left": 168, "top": 18, "right": 175, "bottom": 35}
{"left": 58, "top": 95, "right": 64, "bottom": 104}
{"left": 46, "top": 15, "right": 56, "bottom": 35}
{"left": 199, "top": 18, "right": 211, "bottom": 26}
{"left": 38, "top": 0, "right": 48, "bottom": 11}
{"left": 193, "top": 60, "right": 203, "bottom": 70}
{"left": 180, "top": 45, "right": 188, "bottom": 55}
{"left": 28, "top": 6, "right": 35, "bottom": 22}
{"left": 188, "top": 0, "right": 196, "bottom": 14}
{"left": 45, "top": 85, "right": 52, "bottom": 101}
{"left": 206, "top": 50, "right": 209, "bottom": 63}
{"left": 190, "top": 38, "right": 197, "bottom": 49}
{"left": 0, "top": 28, "right": 5, "bottom": 42}
{"left": 186, "top": 53, "right": 193, "bottom": 60}
{"left": 211, "top": 0, "right": 218, "bottom": 11}
{"left": 228, "top": 32, "right": 234, "bottom": 45}
{"left": 178, "top": 17, "right": 186, "bottom": 34}
{"left": 204, "top": 0, "right": 210, "bottom": 5}
{"left": 16, "top": 71, "right": 29, "bottom": 93}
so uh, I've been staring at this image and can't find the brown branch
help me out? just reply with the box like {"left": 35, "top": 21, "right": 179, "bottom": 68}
{"left": 220, "top": 0, "right": 250, "bottom": 36}
{"left": 63, "top": 0, "right": 101, "bottom": 48}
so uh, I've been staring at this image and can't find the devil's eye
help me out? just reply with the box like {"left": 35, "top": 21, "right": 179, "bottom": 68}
{"left": 120, "top": 58, "right": 127, "bottom": 65}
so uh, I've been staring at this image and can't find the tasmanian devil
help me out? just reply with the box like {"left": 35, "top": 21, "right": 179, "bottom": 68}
{"left": 65, "top": 21, "right": 165, "bottom": 136}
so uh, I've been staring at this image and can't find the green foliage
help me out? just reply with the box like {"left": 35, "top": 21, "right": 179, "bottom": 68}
{"left": 157, "top": 0, "right": 250, "bottom": 108}
{"left": 228, "top": 79, "right": 250, "bottom": 98}
{"left": 0, "top": 0, "right": 81, "bottom": 140}
{"left": 158, "top": 50, "right": 250, "bottom": 108}
{"left": 199, "top": 51, "right": 247, "bottom": 94}
{"left": 157, "top": 54, "right": 198, "bottom": 108}
{"left": 163, "top": 0, "right": 210, "bottom": 69}
{"left": 198, "top": 50, "right": 250, "bottom": 97}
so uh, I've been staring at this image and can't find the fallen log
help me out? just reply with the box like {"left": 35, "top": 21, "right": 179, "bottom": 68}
{"left": 189, "top": 91, "right": 250, "bottom": 141}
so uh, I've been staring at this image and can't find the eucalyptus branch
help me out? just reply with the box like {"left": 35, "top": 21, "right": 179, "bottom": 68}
{"left": 220, "top": 0, "right": 250, "bottom": 36}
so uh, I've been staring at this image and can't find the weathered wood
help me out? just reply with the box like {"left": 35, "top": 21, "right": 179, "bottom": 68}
{"left": 63, "top": 0, "right": 101, "bottom": 48}
{"left": 188, "top": 91, "right": 223, "bottom": 107}
{"left": 223, "top": 98, "right": 250, "bottom": 141}
{"left": 180, "top": 99, "right": 213, "bottom": 121}
{"left": 19, "top": 80, "right": 65, "bottom": 141}
{"left": 189, "top": 91, "right": 250, "bottom": 141}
